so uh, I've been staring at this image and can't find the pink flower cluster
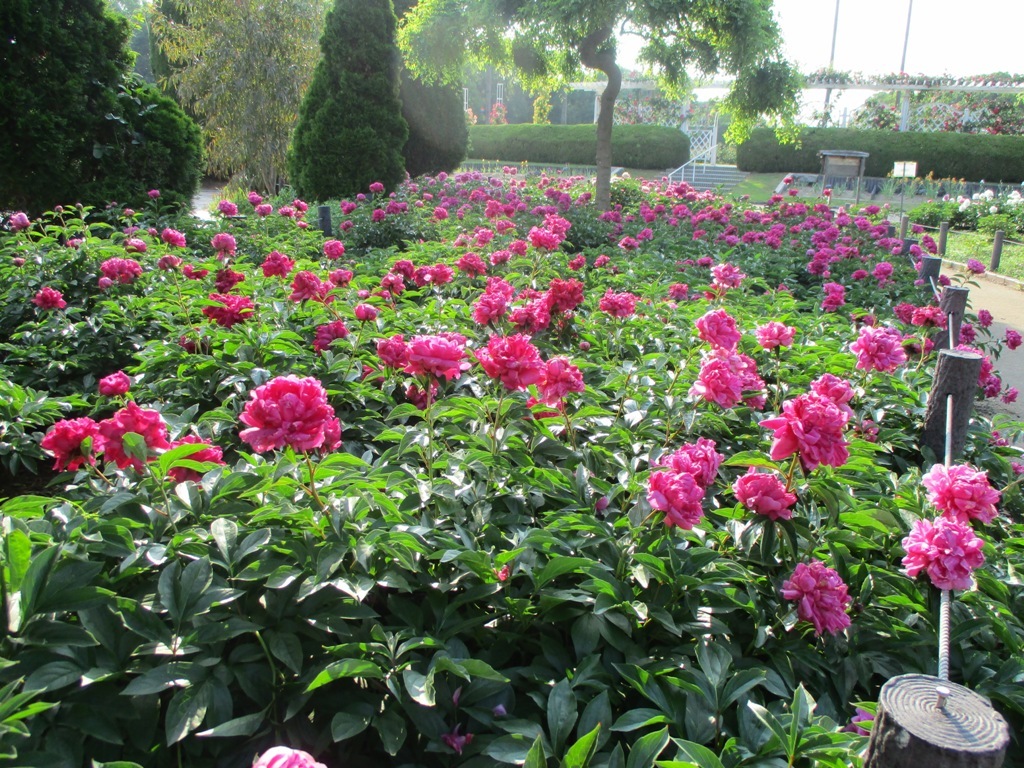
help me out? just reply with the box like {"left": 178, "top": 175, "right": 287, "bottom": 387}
{"left": 695, "top": 309, "right": 741, "bottom": 351}
{"left": 901, "top": 516, "right": 985, "bottom": 591}
{"left": 33, "top": 286, "right": 66, "bottom": 310}
{"left": 476, "top": 334, "right": 545, "bottom": 391}
{"left": 760, "top": 392, "right": 849, "bottom": 472}
{"left": 598, "top": 289, "right": 638, "bottom": 318}
{"left": 781, "top": 559, "right": 852, "bottom": 637}
{"left": 252, "top": 746, "right": 326, "bottom": 768}
{"left": 202, "top": 293, "right": 254, "bottom": 327}
{"left": 647, "top": 439, "right": 722, "bottom": 529}
{"left": 733, "top": 469, "right": 797, "bottom": 520}
{"left": 239, "top": 376, "right": 341, "bottom": 453}
{"left": 100, "top": 257, "right": 143, "bottom": 285}
{"left": 921, "top": 463, "right": 1001, "bottom": 524}
{"left": 850, "top": 325, "right": 907, "bottom": 373}
{"left": 689, "top": 350, "right": 764, "bottom": 410}
{"left": 404, "top": 334, "right": 470, "bottom": 381}
{"left": 754, "top": 322, "right": 796, "bottom": 350}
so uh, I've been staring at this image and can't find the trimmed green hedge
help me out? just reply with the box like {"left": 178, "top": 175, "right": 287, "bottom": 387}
{"left": 468, "top": 124, "right": 689, "bottom": 170}
{"left": 737, "top": 128, "right": 1024, "bottom": 182}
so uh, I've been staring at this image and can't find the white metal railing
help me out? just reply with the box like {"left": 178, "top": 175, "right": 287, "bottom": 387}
{"left": 668, "top": 116, "right": 719, "bottom": 184}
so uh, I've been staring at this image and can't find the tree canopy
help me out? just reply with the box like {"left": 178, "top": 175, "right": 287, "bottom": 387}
{"left": 399, "top": 0, "right": 800, "bottom": 208}
{"left": 150, "top": 0, "right": 326, "bottom": 192}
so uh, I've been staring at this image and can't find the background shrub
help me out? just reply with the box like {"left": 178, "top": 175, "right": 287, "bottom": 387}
{"left": 289, "top": 0, "right": 408, "bottom": 201}
{"left": 468, "top": 124, "right": 690, "bottom": 169}
{"left": 737, "top": 127, "right": 1024, "bottom": 182}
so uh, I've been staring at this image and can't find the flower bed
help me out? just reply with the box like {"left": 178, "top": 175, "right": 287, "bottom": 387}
{"left": 1, "top": 173, "right": 1023, "bottom": 767}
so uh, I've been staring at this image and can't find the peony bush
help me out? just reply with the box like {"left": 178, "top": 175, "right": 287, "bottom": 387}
{"left": 1, "top": 171, "right": 1023, "bottom": 767}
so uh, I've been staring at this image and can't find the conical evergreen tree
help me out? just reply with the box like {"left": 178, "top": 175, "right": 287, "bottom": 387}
{"left": 394, "top": 0, "right": 467, "bottom": 177}
{"left": 289, "top": 0, "right": 408, "bottom": 200}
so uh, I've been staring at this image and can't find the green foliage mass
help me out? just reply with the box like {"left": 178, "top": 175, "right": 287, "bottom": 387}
{"left": 0, "top": 0, "right": 201, "bottom": 214}
{"left": 468, "top": 124, "right": 689, "bottom": 169}
{"left": 395, "top": 0, "right": 468, "bottom": 177}
{"left": 289, "top": 0, "right": 409, "bottom": 201}
{"left": 737, "top": 127, "right": 1024, "bottom": 182}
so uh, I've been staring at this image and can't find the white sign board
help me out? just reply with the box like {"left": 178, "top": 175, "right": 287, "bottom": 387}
{"left": 892, "top": 161, "right": 918, "bottom": 178}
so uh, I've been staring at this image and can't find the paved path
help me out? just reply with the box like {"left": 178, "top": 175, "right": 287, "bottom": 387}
{"left": 944, "top": 262, "right": 1024, "bottom": 428}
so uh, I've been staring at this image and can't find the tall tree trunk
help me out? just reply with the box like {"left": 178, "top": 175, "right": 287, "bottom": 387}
{"left": 579, "top": 27, "right": 620, "bottom": 211}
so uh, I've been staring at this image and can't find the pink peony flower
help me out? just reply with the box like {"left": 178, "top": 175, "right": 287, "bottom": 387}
{"left": 98, "top": 370, "right": 131, "bottom": 397}
{"left": 101, "top": 257, "right": 143, "bottom": 284}
{"left": 966, "top": 258, "right": 986, "bottom": 275}
{"left": 754, "top": 322, "right": 796, "bottom": 350}
{"left": 261, "top": 251, "right": 295, "bottom": 278}
{"left": 354, "top": 303, "right": 379, "bottom": 322}
{"left": 313, "top": 320, "right": 349, "bottom": 353}
{"left": 689, "top": 355, "right": 744, "bottom": 409}
{"left": 733, "top": 469, "right": 797, "bottom": 520}
{"left": 405, "top": 335, "right": 469, "bottom": 381}
{"left": 850, "top": 325, "right": 907, "bottom": 373}
{"left": 547, "top": 278, "right": 585, "bottom": 314}
{"left": 809, "top": 373, "right": 854, "bottom": 418}
{"left": 759, "top": 392, "right": 849, "bottom": 472}
{"left": 252, "top": 746, "right": 327, "bottom": 768}
{"left": 369, "top": 181, "right": 385, "bottom": 194}
{"left": 647, "top": 469, "right": 706, "bottom": 529}
{"left": 217, "top": 199, "right": 239, "bottom": 216}
{"left": 598, "top": 289, "right": 638, "bottom": 318}
{"left": 210, "top": 232, "right": 236, "bottom": 256}
{"left": 166, "top": 435, "right": 225, "bottom": 483}
{"left": 214, "top": 267, "right": 245, "bottom": 293}
{"left": 659, "top": 438, "right": 723, "bottom": 490}
{"left": 161, "top": 228, "right": 186, "bottom": 248}
{"left": 97, "top": 402, "right": 171, "bottom": 472}
{"left": 158, "top": 255, "right": 182, "bottom": 270}
{"left": 323, "top": 240, "right": 345, "bottom": 260}
{"left": 1006, "top": 329, "right": 1022, "bottom": 350}
{"left": 781, "top": 559, "right": 851, "bottom": 636}
{"left": 9, "top": 211, "right": 31, "bottom": 231}
{"left": 41, "top": 417, "right": 101, "bottom": 471}
{"left": 32, "top": 286, "right": 67, "bottom": 310}
{"left": 976, "top": 309, "right": 993, "bottom": 328}
{"left": 902, "top": 516, "right": 985, "bottom": 590}
{"left": 202, "top": 293, "right": 254, "bottom": 327}
{"left": 239, "top": 376, "right": 341, "bottom": 453}
{"left": 537, "top": 357, "right": 585, "bottom": 405}
{"left": 475, "top": 334, "right": 545, "bottom": 391}
{"left": 377, "top": 334, "right": 410, "bottom": 369}
{"left": 921, "top": 463, "right": 1000, "bottom": 524}
{"left": 255, "top": 204, "right": 273, "bottom": 217}
{"left": 290, "top": 271, "right": 332, "bottom": 303}
{"left": 696, "top": 309, "right": 741, "bottom": 351}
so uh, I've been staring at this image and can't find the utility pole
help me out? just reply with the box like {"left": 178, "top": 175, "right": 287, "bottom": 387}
{"left": 898, "top": 0, "right": 913, "bottom": 131}
{"left": 821, "top": 0, "right": 841, "bottom": 126}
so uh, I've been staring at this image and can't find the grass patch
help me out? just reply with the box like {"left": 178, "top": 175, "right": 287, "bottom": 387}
{"left": 944, "top": 230, "right": 1024, "bottom": 282}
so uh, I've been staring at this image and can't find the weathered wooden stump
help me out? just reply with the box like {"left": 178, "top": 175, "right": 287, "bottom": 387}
{"left": 933, "top": 286, "right": 970, "bottom": 350}
{"left": 922, "top": 350, "right": 983, "bottom": 461}
{"left": 865, "top": 674, "right": 1009, "bottom": 767}
{"left": 919, "top": 256, "right": 943, "bottom": 288}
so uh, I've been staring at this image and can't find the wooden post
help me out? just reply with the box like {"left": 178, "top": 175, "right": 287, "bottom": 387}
{"left": 919, "top": 256, "right": 942, "bottom": 288}
{"left": 938, "top": 221, "right": 949, "bottom": 256}
{"left": 865, "top": 674, "right": 1009, "bottom": 768}
{"left": 317, "top": 205, "right": 333, "bottom": 237}
{"left": 902, "top": 238, "right": 918, "bottom": 257}
{"left": 922, "top": 350, "right": 983, "bottom": 461}
{"left": 900, "top": 214, "right": 910, "bottom": 239}
{"left": 933, "top": 286, "right": 970, "bottom": 351}
{"left": 990, "top": 230, "right": 1004, "bottom": 271}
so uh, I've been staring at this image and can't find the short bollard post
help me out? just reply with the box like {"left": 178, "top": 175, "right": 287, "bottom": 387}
{"left": 933, "top": 286, "right": 970, "bottom": 351}
{"left": 919, "top": 256, "right": 943, "bottom": 290}
{"left": 900, "top": 214, "right": 910, "bottom": 239}
{"left": 922, "top": 349, "right": 983, "bottom": 461}
{"left": 990, "top": 230, "right": 1004, "bottom": 272}
{"left": 865, "top": 675, "right": 1009, "bottom": 768}
{"left": 939, "top": 221, "right": 949, "bottom": 256}
{"left": 318, "top": 205, "right": 333, "bottom": 237}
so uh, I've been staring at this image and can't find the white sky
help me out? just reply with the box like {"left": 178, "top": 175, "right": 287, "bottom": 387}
{"left": 619, "top": 0, "right": 1024, "bottom": 79}
{"left": 772, "top": 0, "right": 1024, "bottom": 78}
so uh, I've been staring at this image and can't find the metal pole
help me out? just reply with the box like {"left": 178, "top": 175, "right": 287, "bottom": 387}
{"left": 897, "top": 0, "right": 914, "bottom": 132}
{"left": 937, "top": 390, "right": 954, "bottom": 681}
{"left": 822, "top": 0, "right": 841, "bottom": 125}
{"left": 939, "top": 221, "right": 949, "bottom": 256}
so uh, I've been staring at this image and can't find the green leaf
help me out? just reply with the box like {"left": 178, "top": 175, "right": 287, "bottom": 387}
{"left": 210, "top": 518, "right": 238, "bottom": 565}
{"left": 721, "top": 669, "right": 766, "bottom": 708}
{"left": 3, "top": 528, "right": 32, "bottom": 592}
{"left": 523, "top": 734, "right": 547, "bottom": 768}
{"left": 374, "top": 707, "right": 407, "bottom": 756}
{"left": 578, "top": 691, "right": 611, "bottom": 750}
{"left": 626, "top": 726, "right": 670, "bottom": 768}
{"left": 23, "top": 660, "right": 81, "bottom": 693}
{"left": 165, "top": 682, "right": 212, "bottom": 744}
{"left": 534, "top": 556, "right": 593, "bottom": 588}
{"left": 196, "top": 711, "right": 266, "bottom": 738}
{"left": 121, "top": 663, "right": 194, "bottom": 696}
{"left": 663, "top": 739, "right": 725, "bottom": 768}
{"left": 610, "top": 709, "right": 671, "bottom": 732}
{"left": 330, "top": 703, "right": 374, "bottom": 742}
{"left": 748, "top": 702, "right": 788, "bottom": 752}
{"left": 121, "top": 432, "right": 150, "bottom": 464}
{"left": 402, "top": 668, "right": 435, "bottom": 706}
{"left": 695, "top": 636, "right": 731, "bottom": 692}
{"left": 484, "top": 734, "right": 536, "bottom": 764}
{"left": 560, "top": 723, "right": 600, "bottom": 768}
{"left": 547, "top": 678, "right": 578, "bottom": 754}
{"left": 306, "top": 659, "right": 384, "bottom": 692}
{"left": 18, "top": 545, "right": 59, "bottom": 628}
{"left": 266, "top": 630, "right": 303, "bottom": 674}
